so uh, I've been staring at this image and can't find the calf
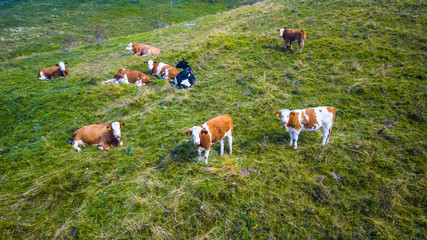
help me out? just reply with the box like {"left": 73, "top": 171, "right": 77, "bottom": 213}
{"left": 275, "top": 107, "right": 335, "bottom": 149}
{"left": 277, "top": 28, "right": 307, "bottom": 52}
{"left": 173, "top": 59, "right": 195, "bottom": 88}
{"left": 126, "top": 42, "right": 160, "bottom": 56}
{"left": 102, "top": 68, "right": 150, "bottom": 86}
{"left": 71, "top": 122, "right": 125, "bottom": 152}
{"left": 38, "top": 62, "right": 69, "bottom": 80}
{"left": 144, "top": 60, "right": 179, "bottom": 81}
{"left": 185, "top": 115, "right": 233, "bottom": 164}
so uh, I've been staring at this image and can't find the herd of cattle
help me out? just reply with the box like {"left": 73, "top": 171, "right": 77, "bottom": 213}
{"left": 38, "top": 28, "right": 335, "bottom": 163}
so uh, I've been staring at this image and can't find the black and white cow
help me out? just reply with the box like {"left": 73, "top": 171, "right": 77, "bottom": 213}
{"left": 173, "top": 59, "right": 195, "bottom": 88}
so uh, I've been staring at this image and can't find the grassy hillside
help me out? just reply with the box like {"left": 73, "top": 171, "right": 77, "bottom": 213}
{"left": 0, "top": 0, "right": 426, "bottom": 239}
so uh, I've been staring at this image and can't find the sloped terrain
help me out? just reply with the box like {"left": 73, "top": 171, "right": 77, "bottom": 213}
{"left": 0, "top": 0, "right": 426, "bottom": 239}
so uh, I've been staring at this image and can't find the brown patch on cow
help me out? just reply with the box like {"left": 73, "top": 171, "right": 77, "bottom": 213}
{"left": 167, "top": 66, "right": 179, "bottom": 80}
{"left": 287, "top": 111, "right": 301, "bottom": 131}
{"left": 327, "top": 107, "right": 336, "bottom": 122}
{"left": 199, "top": 115, "right": 233, "bottom": 150}
{"left": 319, "top": 110, "right": 322, "bottom": 112}
{"left": 301, "top": 108, "right": 318, "bottom": 129}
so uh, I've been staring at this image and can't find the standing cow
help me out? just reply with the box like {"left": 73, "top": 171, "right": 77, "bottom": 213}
{"left": 185, "top": 115, "right": 233, "bottom": 164}
{"left": 38, "top": 62, "right": 69, "bottom": 80}
{"left": 277, "top": 28, "right": 307, "bottom": 52}
{"left": 275, "top": 107, "right": 335, "bottom": 149}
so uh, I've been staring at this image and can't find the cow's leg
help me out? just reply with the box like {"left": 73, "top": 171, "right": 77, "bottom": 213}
{"left": 73, "top": 140, "right": 82, "bottom": 152}
{"left": 197, "top": 150, "right": 202, "bottom": 163}
{"left": 322, "top": 127, "right": 328, "bottom": 145}
{"left": 289, "top": 41, "right": 293, "bottom": 50}
{"left": 204, "top": 150, "right": 210, "bottom": 164}
{"left": 293, "top": 132, "right": 299, "bottom": 149}
{"left": 98, "top": 143, "right": 110, "bottom": 151}
{"left": 220, "top": 139, "right": 224, "bottom": 156}
{"left": 289, "top": 132, "right": 294, "bottom": 146}
{"left": 299, "top": 39, "right": 304, "bottom": 52}
{"left": 284, "top": 39, "right": 288, "bottom": 49}
{"left": 228, "top": 135, "right": 233, "bottom": 155}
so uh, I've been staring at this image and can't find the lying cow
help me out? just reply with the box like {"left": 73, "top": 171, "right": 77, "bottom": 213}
{"left": 70, "top": 121, "right": 125, "bottom": 152}
{"left": 102, "top": 68, "right": 150, "bottom": 86}
{"left": 38, "top": 62, "right": 69, "bottom": 80}
{"left": 173, "top": 59, "right": 195, "bottom": 88}
{"left": 126, "top": 42, "right": 160, "bottom": 56}
{"left": 277, "top": 28, "right": 307, "bottom": 52}
{"left": 144, "top": 60, "right": 179, "bottom": 81}
{"left": 185, "top": 115, "right": 233, "bottom": 164}
{"left": 275, "top": 107, "right": 335, "bottom": 149}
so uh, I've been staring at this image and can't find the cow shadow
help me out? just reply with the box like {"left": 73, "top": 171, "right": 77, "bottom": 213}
{"left": 262, "top": 44, "right": 296, "bottom": 54}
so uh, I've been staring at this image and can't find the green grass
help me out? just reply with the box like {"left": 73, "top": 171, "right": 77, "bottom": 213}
{"left": 1, "top": 0, "right": 426, "bottom": 239}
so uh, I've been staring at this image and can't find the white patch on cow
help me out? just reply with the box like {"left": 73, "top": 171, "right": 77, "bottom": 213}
{"left": 102, "top": 79, "right": 118, "bottom": 84}
{"left": 181, "top": 79, "right": 191, "bottom": 87}
{"left": 279, "top": 28, "right": 285, "bottom": 37}
{"left": 111, "top": 122, "right": 121, "bottom": 141}
{"left": 118, "top": 74, "right": 129, "bottom": 84}
{"left": 58, "top": 62, "right": 66, "bottom": 72}
{"left": 147, "top": 60, "right": 154, "bottom": 70}
{"left": 156, "top": 63, "right": 169, "bottom": 79}
{"left": 143, "top": 49, "right": 150, "bottom": 56}
{"left": 126, "top": 43, "right": 133, "bottom": 51}
{"left": 73, "top": 140, "right": 84, "bottom": 152}
{"left": 39, "top": 71, "right": 48, "bottom": 80}
{"left": 189, "top": 126, "right": 203, "bottom": 147}
{"left": 173, "top": 77, "right": 178, "bottom": 85}
{"left": 121, "top": 68, "right": 126, "bottom": 70}
{"left": 188, "top": 73, "right": 191, "bottom": 77}
{"left": 279, "top": 109, "right": 291, "bottom": 125}
{"left": 135, "top": 79, "right": 142, "bottom": 86}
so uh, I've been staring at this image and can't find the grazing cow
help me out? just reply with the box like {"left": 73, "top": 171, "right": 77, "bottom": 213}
{"left": 71, "top": 121, "right": 125, "bottom": 152}
{"left": 185, "top": 115, "right": 233, "bottom": 164}
{"left": 275, "top": 107, "right": 335, "bottom": 149}
{"left": 126, "top": 42, "right": 161, "bottom": 56}
{"left": 144, "top": 60, "right": 179, "bottom": 81}
{"left": 38, "top": 62, "right": 69, "bottom": 80}
{"left": 173, "top": 59, "right": 195, "bottom": 88}
{"left": 102, "top": 68, "right": 150, "bottom": 86}
{"left": 277, "top": 28, "right": 307, "bottom": 52}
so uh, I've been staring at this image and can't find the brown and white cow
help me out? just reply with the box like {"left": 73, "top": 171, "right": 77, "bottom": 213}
{"left": 71, "top": 121, "right": 125, "bottom": 152}
{"left": 144, "top": 60, "right": 179, "bottom": 81}
{"left": 102, "top": 68, "right": 150, "bottom": 86}
{"left": 126, "top": 42, "right": 161, "bottom": 56}
{"left": 275, "top": 107, "right": 335, "bottom": 149}
{"left": 185, "top": 115, "right": 233, "bottom": 164}
{"left": 277, "top": 28, "right": 307, "bottom": 52}
{"left": 38, "top": 62, "right": 69, "bottom": 80}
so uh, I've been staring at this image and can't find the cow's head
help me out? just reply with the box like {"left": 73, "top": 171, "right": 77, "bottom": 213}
{"left": 144, "top": 60, "right": 156, "bottom": 71}
{"left": 114, "top": 69, "right": 126, "bottom": 80}
{"left": 185, "top": 126, "right": 209, "bottom": 146}
{"left": 126, "top": 42, "right": 133, "bottom": 51}
{"left": 107, "top": 122, "right": 125, "bottom": 143}
{"left": 275, "top": 109, "right": 291, "bottom": 125}
{"left": 277, "top": 28, "right": 285, "bottom": 37}
{"left": 176, "top": 59, "right": 189, "bottom": 69}
{"left": 56, "top": 62, "right": 68, "bottom": 72}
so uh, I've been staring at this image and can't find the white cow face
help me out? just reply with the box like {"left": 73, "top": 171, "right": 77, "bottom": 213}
{"left": 276, "top": 109, "right": 291, "bottom": 125}
{"left": 108, "top": 121, "right": 125, "bottom": 142}
{"left": 58, "top": 62, "right": 66, "bottom": 72}
{"left": 126, "top": 43, "right": 133, "bottom": 51}
{"left": 277, "top": 28, "right": 285, "bottom": 37}
{"left": 185, "top": 126, "right": 203, "bottom": 146}
{"left": 145, "top": 60, "right": 154, "bottom": 71}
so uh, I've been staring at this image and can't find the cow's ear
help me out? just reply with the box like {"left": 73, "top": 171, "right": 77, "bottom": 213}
{"left": 120, "top": 123, "right": 125, "bottom": 128}
{"left": 201, "top": 129, "right": 208, "bottom": 135}
{"left": 154, "top": 61, "right": 158, "bottom": 64}
{"left": 277, "top": 29, "right": 280, "bottom": 32}
{"left": 185, "top": 130, "right": 192, "bottom": 136}
{"left": 275, "top": 111, "right": 281, "bottom": 117}
{"left": 290, "top": 112, "right": 295, "bottom": 117}
{"left": 55, "top": 64, "right": 59, "bottom": 66}
{"left": 107, "top": 125, "right": 112, "bottom": 130}
{"left": 65, "top": 62, "right": 68, "bottom": 65}
{"left": 144, "top": 62, "right": 148, "bottom": 64}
